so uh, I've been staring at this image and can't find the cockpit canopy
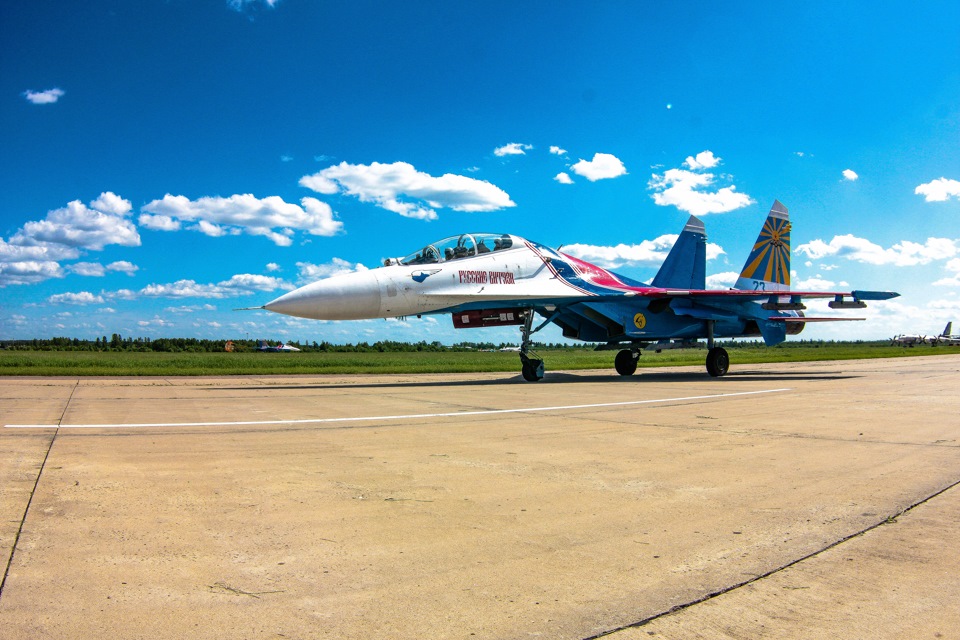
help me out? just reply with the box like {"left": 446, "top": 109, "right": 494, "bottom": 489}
{"left": 399, "top": 233, "right": 516, "bottom": 265}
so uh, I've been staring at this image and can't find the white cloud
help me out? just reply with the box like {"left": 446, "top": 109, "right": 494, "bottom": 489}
{"left": 648, "top": 152, "right": 753, "bottom": 215}
{"left": 797, "top": 235, "right": 958, "bottom": 267}
{"left": 554, "top": 172, "right": 573, "bottom": 185}
{"left": 299, "top": 161, "right": 515, "bottom": 220}
{"left": 563, "top": 235, "right": 725, "bottom": 270}
{"left": 842, "top": 169, "right": 859, "bottom": 181}
{"left": 549, "top": 146, "right": 567, "bottom": 156}
{"left": 138, "top": 213, "right": 181, "bottom": 231}
{"left": 296, "top": 258, "right": 368, "bottom": 284}
{"left": 0, "top": 260, "right": 64, "bottom": 286}
{"left": 69, "top": 262, "right": 106, "bottom": 277}
{"left": 13, "top": 193, "right": 139, "bottom": 251}
{"left": 136, "top": 273, "right": 293, "bottom": 299}
{"left": 494, "top": 142, "right": 533, "bottom": 157}
{"left": 266, "top": 262, "right": 281, "bottom": 272}
{"left": 570, "top": 153, "right": 627, "bottom": 182}
{"left": 933, "top": 257, "right": 960, "bottom": 286}
{"left": 795, "top": 275, "right": 837, "bottom": 291}
{"left": 48, "top": 291, "right": 105, "bottom": 305}
{"left": 140, "top": 194, "right": 342, "bottom": 244}
{"left": 1, "top": 192, "right": 139, "bottom": 287}
{"left": 915, "top": 178, "right": 960, "bottom": 202}
{"left": 107, "top": 261, "right": 138, "bottom": 275}
{"left": 23, "top": 88, "right": 65, "bottom": 105}
{"left": 706, "top": 271, "right": 740, "bottom": 289}
{"left": 684, "top": 151, "right": 720, "bottom": 170}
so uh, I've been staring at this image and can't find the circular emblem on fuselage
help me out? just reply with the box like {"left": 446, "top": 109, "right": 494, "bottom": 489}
{"left": 633, "top": 312, "right": 646, "bottom": 330}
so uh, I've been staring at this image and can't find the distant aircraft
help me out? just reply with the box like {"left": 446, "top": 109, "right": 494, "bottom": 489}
{"left": 934, "top": 322, "right": 960, "bottom": 346}
{"left": 892, "top": 323, "right": 959, "bottom": 347}
{"left": 891, "top": 333, "right": 929, "bottom": 347}
{"left": 258, "top": 201, "right": 898, "bottom": 380}
{"left": 257, "top": 340, "right": 301, "bottom": 352}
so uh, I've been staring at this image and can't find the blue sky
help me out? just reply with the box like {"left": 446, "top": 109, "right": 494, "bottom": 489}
{"left": 2, "top": 1, "right": 959, "bottom": 345}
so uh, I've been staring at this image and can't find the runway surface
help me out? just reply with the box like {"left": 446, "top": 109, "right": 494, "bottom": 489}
{"left": 1, "top": 355, "right": 958, "bottom": 639}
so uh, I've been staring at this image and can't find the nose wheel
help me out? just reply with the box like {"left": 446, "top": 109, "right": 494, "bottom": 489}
{"left": 518, "top": 310, "right": 544, "bottom": 381}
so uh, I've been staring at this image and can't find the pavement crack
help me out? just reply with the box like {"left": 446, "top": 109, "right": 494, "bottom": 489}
{"left": 0, "top": 381, "right": 77, "bottom": 600}
{"left": 582, "top": 477, "right": 960, "bottom": 640}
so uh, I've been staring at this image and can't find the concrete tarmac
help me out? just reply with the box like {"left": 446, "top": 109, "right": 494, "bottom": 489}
{"left": 1, "top": 355, "right": 958, "bottom": 639}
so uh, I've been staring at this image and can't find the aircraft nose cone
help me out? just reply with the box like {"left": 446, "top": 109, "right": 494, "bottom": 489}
{"left": 265, "top": 270, "right": 381, "bottom": 320}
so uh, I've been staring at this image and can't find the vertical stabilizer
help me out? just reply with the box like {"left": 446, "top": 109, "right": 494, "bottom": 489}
{"left": 735, "top": 200, "right": 791, "bottom": 292}
{"left": 943, "top": 322, "right": 953, "bottom": 337}
{"left": 652, "top": 215, "right": 707, "bottom": 289}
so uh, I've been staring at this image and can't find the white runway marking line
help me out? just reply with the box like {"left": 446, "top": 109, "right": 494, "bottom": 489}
{"left": 5, "top": 388, "right": 791, "bottom": 430}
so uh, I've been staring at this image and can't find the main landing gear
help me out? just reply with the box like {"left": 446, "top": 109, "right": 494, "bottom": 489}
{"left": 705, "top": 320, "right": 729, "bottom": 377}
{"left": 519, "top": 310, "right": 544, "bottom": 382}
{"left": 614, "top": 349, "right": 639, "bottom": 376}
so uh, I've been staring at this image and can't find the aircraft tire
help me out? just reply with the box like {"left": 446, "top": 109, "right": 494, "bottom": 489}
{"left": 614, "top": 349, "right": 638, "bottom": 376}
{"left": 706, "top": 347, "right": 729, "bottom": 377}
{"left": 521, "top": 359, "right": 544, "bottom": 382}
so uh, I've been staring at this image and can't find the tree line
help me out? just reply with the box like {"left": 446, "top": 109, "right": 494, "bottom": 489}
{"left": 0, "top": 335, "right": 599, "bottom": 353}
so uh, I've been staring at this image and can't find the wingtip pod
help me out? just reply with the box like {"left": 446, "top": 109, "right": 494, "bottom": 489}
{"left": 851, "top": 290, "right": 900, "bottom": 301}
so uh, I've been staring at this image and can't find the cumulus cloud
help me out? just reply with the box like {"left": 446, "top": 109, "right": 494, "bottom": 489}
{"left": 135, "top": 273, "right": 293, "bottom": 299}
{"left": 69, "top": 262, "right": 106, "bottom": 277}
{"left": 296, "top": 258, "right": 368, "bottom": 284}
{"left": 108, "top": 261, "right": 138, "bottom": 275}
{"left": 23, "top": 88, "right": 65, "bottom": 104}
{"left": 842, "top": 169, "right": 859, "bottom": 181}
{"left": 684, "top": 151, "right": 720, "bottom": 170}
{"left": 570, "top": 153, "right": 627, "bottom": 182}
{"left": 648, "top": 151, "right": 753, "bottom": 215}
{"left": 915, "top": 178, "right": 960, "bottom": 202}
{"left": 494, "top": 142, "right": 533, "bottom": 157}
{"left": 549, "top": 146, "right": 567, "bottom": 156}
{"left": 13, "top": 194, "right": 139, "bottom": 251}
{"left": 562, "top": 235, "right": 724, "bottom": 270}
{"left": 299, "top": 161, "right": 515, "bottom": 220}
{"left": 0, "top": 260, "right": 64, "bottom": 286}
{"left": 1, "top": 192, "right": 139, "bottom": 287}
{"left": 554, "top": 172, "right": 574, "bottom": 185}
{"left": 48, "top": 291, "right": 105, "bottom": 305}
{"left": 706, "top": 271, "right": 740, "bottom": 290}
{"left": 138, "top": 213, "right": 181, "bottom": 231}
{"left": 140, "top": 194, "right": 342, "bottom": 245}
{"left": 797, "top": 235, "right": 958, "bottom": 267}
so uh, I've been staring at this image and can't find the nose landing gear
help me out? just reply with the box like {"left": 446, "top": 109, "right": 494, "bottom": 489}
{"left": 518, "top": 310, "right": 544, "bottom": 381}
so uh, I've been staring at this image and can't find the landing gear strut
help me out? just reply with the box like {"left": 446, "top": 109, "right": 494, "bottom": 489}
{"left": 519, "top": 310, "right": 544, "bottom": 381}
{"left": 705, "top": 320, "right": 729, "bottom": 377}
{"left": 614, "top": 349, "right": 639, "bottom": 376}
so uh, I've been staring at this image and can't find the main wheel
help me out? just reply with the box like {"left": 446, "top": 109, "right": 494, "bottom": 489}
{"left": 614, "top": 349, "right": 638, "bottom": 376}
{"left": 706, "top": 347, "right": 729, "bottom": 377}
{"left": 521, "top": 358, "right": 544, "bottom": 382}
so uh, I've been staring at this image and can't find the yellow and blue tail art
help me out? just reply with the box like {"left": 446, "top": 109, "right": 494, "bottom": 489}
{"left": 734, "top": 200, "right": 791, "bottom": 293}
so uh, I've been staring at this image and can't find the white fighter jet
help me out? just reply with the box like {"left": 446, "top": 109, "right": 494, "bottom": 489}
{"left": 256, "top": 201, "right": 899, "bottom": 381}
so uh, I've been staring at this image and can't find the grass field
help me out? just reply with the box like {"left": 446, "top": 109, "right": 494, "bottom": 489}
{"left": 0, "top": 343, "right": 951, "bottom": 376}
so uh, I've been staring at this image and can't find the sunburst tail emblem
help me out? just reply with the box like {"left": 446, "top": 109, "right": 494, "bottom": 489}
{"left": 735, "top": 200, "right": 791, "bottom": 292}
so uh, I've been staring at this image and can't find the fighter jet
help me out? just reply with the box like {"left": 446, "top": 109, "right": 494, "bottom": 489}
{"left": 257, "top": 340, "right": 301, "bottom": 352}
{"left": 259, "top": 201, "right": 898, "bottom": 381}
